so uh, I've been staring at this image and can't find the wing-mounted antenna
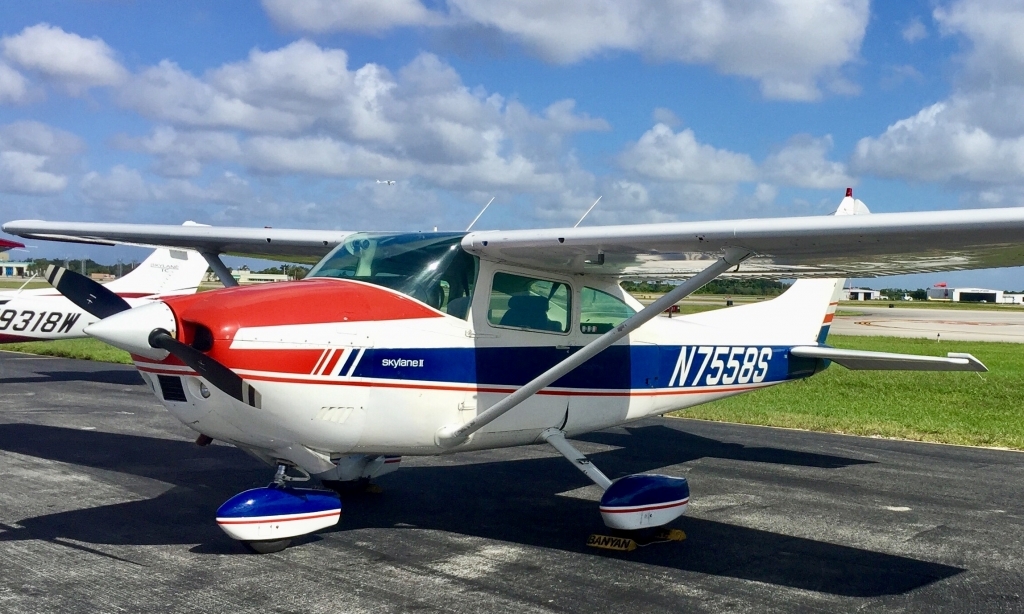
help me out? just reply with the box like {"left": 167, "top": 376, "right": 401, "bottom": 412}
{"left": 465, "top": 197, "right": 496, "bottom": 231}
{"left": 574, "top": 196, "right": 602, "bottom": 228}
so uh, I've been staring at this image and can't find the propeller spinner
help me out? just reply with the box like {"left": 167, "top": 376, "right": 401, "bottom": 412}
{"left": 43, "top": 266, "right": 260, "bottom": 408}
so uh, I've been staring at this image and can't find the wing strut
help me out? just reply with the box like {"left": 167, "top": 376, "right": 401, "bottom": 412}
{"left": 435, "top": 248, "right": 752, "bottom": 449}
{"left": 201, "top": 251, "right": 239, "bottom": 288}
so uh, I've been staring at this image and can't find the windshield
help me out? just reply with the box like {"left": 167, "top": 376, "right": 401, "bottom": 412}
{"left": 307, "top": 232, "right": 478, "bottom": 319}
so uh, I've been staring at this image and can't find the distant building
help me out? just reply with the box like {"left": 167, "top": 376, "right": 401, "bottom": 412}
{"left": 926, "top": 286, "right": 1021, "bottom": 304}
{"left": 843, "top": 288, "right": 881, "bottom": 301}
{"left": 204, "top": 270, "right": 290, "bottom": 284}
{"left": 90, "top": 273, "right": 116, "bottom": 282}
{"left": 0, "top": 260, "right": 29, "bottom": 277}
{"left": 235, "top": 271, "right": 289, "bottom": 284}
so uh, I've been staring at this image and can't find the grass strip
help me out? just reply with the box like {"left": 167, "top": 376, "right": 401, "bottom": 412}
{"left": 1, "top": 338, "right": 132, "bottom": 364}
{"left": 677, "top": 335, "right": 1024, "bottom": 450}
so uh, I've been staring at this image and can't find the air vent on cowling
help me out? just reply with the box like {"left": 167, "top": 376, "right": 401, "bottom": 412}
{"left": 157, "top": 375, "right": 188, "bottom": 402}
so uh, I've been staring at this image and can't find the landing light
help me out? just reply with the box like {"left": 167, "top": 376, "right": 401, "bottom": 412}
{"left": 199, "top": 382, "right": 211, "bottom": 398}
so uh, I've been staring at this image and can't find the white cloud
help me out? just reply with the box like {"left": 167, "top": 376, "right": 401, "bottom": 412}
{"left": 762, "top": 134, "right": 853, "bottom": 189}
{"left": 267, "top": 0, "right": 869, "bottom": 101}
{"left": 880, "top": 64, "right": 925, "bottom": 89}
{"left": 619, "top": 124, "right": 757, "bottom": 183}
{"left": 853, "top": 1, "right": 1024, "bottom": 188}
{"left": 617, "top": 125, "right": 850, "bottom": 215}
{"left": 0, "top": 121, "right": 83, "bottom": 195}
{"left": 119, "top": 59, "right": 309, "bottom": 132}
{"left": 902, "top": 18, "right": 928, "bottom": 43}
{"left": 754, "top": 183, "right": 778, "bottom": 204}
{"left": 80, "top": 165, "right": 251, "bottom": 207}
{"left": 113, "top": 127, "right": 242, "bottom": 177}
{"left": 852, "top": 100, "right": 1024, "bottom": 183}
{"left": 0, "top": 62, "right": 30, "bottom": 103}
{"left": 2, "top": 23, "right": 126, "bottom": 93}
{"left": 454, "top": 0, "right": 871, "bottom": 97}
{"left": 483, "top": 0, "right": 873, "bottom": 100}
{"left": 0, "top": 120, "right": 84, "bottom": 157}
{"left": 935, "top": 0, "right": 1024, "bottom": 86}
{"left": 80, "top": 165, "right": 150, "bottom": 204}
{"left": 652, "top": 108, "right": 681, "bottom": 128}
{"left": 111, "top": 43, "right": 606, "bottom": 203}
{"left": 0, "top": 152, "right": 67, "bottom": 194}
{"left": 262, "top": 0, "right": 438, "bottom": 33}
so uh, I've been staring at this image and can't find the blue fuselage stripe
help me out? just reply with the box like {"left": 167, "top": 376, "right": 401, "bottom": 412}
{"left": 357, "top": 345, "right": 818, "bottom": 389}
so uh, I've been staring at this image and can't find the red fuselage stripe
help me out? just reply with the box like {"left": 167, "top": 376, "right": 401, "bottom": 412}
{"left": 135, "top": 365, "right": 768, "bottom": 398}
{"left": 216, "top": 510, "right": 340, "bottom": 525}
{"left": 599, "top": 498, "right": 689, "bottom": 514}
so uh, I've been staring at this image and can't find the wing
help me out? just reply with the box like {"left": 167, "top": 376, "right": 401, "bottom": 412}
{"left": 10, "top": 205, "right": 1024, "bottom": 277}
{"left": 461, "top": 206, "right": 1024, "bottom": 278}
{"left": 1, "top": 221, "right": 352, "bottom": 264}
{"left": 0, "top": 237, "right": 24, "bottom": 252}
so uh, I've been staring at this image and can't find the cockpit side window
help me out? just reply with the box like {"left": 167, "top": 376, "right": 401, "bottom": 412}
{"left": 487, "top": 272, "right": 571, "bottom": 333}
{"left": 434, "top": 249, "right": 478, "bottom": 319}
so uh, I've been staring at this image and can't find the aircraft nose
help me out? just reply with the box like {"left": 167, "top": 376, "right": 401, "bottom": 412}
{"left": 84, "top": 301, "right": 177, "bottom": 361}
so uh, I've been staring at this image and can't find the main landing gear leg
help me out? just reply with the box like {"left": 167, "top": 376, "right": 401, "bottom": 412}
{"left": 541, "top": 428, "right": 690, "bottom": 551}
{"left": 215, "top": 463, "right": 343, "bottom": 554}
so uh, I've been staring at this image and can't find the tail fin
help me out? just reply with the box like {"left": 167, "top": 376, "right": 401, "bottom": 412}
{"left": 103, "top": 248, "right": 209, "bottom": 298}
{"left": 682, "top": 189, "right": 867, "bottom": 345}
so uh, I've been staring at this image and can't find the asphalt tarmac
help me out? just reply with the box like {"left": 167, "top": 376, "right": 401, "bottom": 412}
{"left": 828, "top": 306, "right": 1024, "bottom": 343}
{"left": 1, "top": 352, "right": 1023, "bottom": 613}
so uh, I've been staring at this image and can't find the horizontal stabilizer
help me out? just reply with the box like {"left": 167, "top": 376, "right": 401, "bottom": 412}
{"left": 789, "top": 346, "right": 987, "bottom": 372}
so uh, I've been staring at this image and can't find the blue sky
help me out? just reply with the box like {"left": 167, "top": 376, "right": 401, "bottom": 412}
{"left": 1, "top": 1, "right": 1023, "bottom": 289}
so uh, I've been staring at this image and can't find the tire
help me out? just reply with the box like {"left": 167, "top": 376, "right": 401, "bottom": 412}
{"left": 244, "top": 539, "right": 292, "bottom": 554}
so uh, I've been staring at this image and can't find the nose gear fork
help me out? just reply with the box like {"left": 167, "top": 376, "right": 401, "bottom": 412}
{"left": 271, "top": 463, "right": 310, "bottom": 487}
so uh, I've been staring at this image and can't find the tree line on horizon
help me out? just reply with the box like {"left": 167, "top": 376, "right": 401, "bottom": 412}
{"left": 19, "top": 258, "right": 310, "bottom": 280}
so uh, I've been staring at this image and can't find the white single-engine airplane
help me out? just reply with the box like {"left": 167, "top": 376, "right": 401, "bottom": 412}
{"left": 0, "top": 246, "right": 209, "bottom": 344}
{"left": 3, "top": 189, "right": 1017, "bottom": 553}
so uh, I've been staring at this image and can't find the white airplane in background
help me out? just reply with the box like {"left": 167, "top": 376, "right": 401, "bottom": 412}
{"left": 376, "top": 179, "right": 396, "bottom": 185}
{"left": 3, "top": 189, "right": 1017, "bottom": 554}
{"left": 0, "top": 246, "right": 209, "bottom": 343}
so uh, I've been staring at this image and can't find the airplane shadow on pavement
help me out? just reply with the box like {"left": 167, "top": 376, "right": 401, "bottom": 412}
{"left": 0, "top": 369, "right": 145, "bottom": 386}
{"left": 0, "top": 422, "right": 962, "bottom": 597}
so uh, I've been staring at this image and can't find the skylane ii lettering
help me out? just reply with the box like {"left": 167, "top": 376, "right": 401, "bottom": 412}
{"left": 381, "top": 358, "right": 425, "bottom": 368}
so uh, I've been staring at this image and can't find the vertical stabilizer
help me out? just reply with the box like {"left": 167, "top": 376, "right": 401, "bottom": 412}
{"left": 812, "top": 188, "right": 869, "bottom": 341}
{"left": 103, "top": 247, "right": 209, "bottom": 297}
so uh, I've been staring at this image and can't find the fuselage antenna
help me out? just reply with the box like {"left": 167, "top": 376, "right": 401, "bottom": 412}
{"left": 574, "top": 196, "right": 602, "bottom": 228}
{"left": 465, "top": 197, "right": 496, "bottom": 231}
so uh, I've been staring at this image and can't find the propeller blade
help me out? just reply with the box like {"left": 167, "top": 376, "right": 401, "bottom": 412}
{"left": 45, "top": 265, "right": 131, "bottom": 319}
{"left": 148, "top": 329, "right": 261, "bottom": 408}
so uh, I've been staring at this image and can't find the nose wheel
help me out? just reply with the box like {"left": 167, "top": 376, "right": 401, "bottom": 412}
{"left": 217, "top": 464, "right": 343, "bottom": 554}
{"left": 244, "top": 537, "right": 293, "bottom": 554}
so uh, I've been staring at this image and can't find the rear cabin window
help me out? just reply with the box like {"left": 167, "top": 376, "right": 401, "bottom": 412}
{"left": 488, "top": 272, "right": 571, "bottom": 333}
{"left": 580, "top": 287, "right": 636, "bottom": 334}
